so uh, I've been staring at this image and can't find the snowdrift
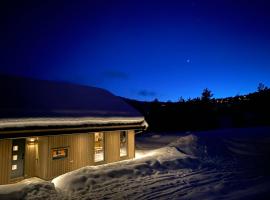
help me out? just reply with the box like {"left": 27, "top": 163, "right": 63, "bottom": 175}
{"left": 1, "top": 127, "right": 270, "bottom": 200}
{"left": 0, "top": 178, "right": 62, "bottom": 200}
{"left": 52, "top": 141, "right": 200, "bottom": 193}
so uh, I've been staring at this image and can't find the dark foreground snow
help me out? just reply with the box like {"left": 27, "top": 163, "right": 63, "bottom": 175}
{"left": 1, "top": 127, "right": 270, "bottom": 200}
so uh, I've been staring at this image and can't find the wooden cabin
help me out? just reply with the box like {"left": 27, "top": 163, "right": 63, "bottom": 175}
{"left": 0, "top": 75, "right": 147, "bottom": 185}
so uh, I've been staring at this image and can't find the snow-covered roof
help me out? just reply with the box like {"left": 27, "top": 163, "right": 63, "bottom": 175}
{"left": 0, "top": 75, "right": 146, "bottom": 130}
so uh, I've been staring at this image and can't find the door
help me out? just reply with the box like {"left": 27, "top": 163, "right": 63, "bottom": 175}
{"left": 11, "top": 139, "right": 25, "bottom": 179}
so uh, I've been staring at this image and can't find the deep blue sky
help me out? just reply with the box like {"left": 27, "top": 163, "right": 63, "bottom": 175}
{"left": 1, "top": 0, "right": 270, "bottom": 101}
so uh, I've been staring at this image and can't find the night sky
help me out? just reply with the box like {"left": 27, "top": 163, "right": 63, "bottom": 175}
{"left": 1, "top": 0, "right": 270, "bottom": 101}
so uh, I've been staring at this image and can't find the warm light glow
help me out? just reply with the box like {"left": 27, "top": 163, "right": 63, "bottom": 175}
{"left": 94, "top": 132, "right": 104, "bottom": 162}
{"left": 13, "top": 145, "right": 18, "bottom": 151}
{"left": 27, "top": 137, "right": 37, "bottom": 144}
{"left": 135, "top": 150, "right": 156, "bottom": 159}
{"left": 120, "top": 131, "right": 127, "bottom": 157}
{"left": 13, "top": 155, "right": 18, "bottom": 161}
{"left": 12, "top": 164, "right": 17, "bottom": 170}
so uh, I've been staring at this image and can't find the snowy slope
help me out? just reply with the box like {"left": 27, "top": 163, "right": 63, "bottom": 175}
{"left": 1, "top": 127, "right": 270, "bottom": 200}
{"left": 0, "top": 75, "right": 145, "bottom": 128}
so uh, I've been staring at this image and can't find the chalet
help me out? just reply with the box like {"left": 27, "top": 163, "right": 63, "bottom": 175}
{"left": 0, "top": 75, "right": 147, "bottom": 185}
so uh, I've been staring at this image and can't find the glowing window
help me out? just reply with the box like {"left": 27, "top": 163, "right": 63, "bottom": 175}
{"left": 94, "top": 132, "right": 104, "bottom": 162}
{"left": 13, "top": 155, "right": 18, "bottom": 161}
{"left": 52, "top": 148, "right": 68, "bottom": 160}
{"left": 12, "top": 164, "right": 17, "bottom": 170}
{"left": 13, "top": 146, "right": 18, "bottom": 151}
{"left": 120, "top": 131, "right": 127, "bottom": 157}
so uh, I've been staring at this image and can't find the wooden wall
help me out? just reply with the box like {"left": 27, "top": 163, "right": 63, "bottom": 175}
{"left": 0, "top": 139, "right": 12, "bottom": 185}
{"left": 1, "top": 129, "right": 136, "bottom": 184}
{"left": 45, "top": 133, "right": 93, "bottom": 180}
{"left": 36, "top": 136, "right": 48, "bottom": 180}
{"left": 105, "top": 131, "right": 120, "bottom": 163}
{"left": 128, "top": 130, "right": 135, "bottom": 159}
{"left": 24, "top": 141, "right": 37, "bottom": 178}
{"left": 38, "top": 131, "right": 127, "bottom": 180}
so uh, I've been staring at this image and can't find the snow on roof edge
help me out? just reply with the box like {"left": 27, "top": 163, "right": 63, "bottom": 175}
{"left": 0, "top": 116, "right": 146, "bottom": 129}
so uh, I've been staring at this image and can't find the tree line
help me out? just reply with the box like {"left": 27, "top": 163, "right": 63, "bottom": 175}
{"left": 124, "top": 83, "right": 270, "bottom": 132}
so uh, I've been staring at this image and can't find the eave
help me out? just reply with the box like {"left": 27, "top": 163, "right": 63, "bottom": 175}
{"left": 0, "top": 121, "right": 147, "bottom": 139}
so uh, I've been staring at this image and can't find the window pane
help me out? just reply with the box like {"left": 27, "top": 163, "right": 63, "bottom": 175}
{"left": 13, "top": 146, "right": 18, "bottom": 151}
{"left": 12, "top": 164, "right": 17, "bottom": 170}
{"left": 13, "top": 155, "right": 18, "bottom": 161}
{"left": 120, "top": 131, "right": 127, "bottom": 157}
{"left": 52, "top": 147, "right": 68, "bottom": 160}
{"left": 94, "top": 132, "right": 104, "bottom": 162}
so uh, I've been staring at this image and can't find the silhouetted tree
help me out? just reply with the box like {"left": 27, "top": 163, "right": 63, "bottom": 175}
{"left": 257, "top": 83, "right": 268, "bottom": 92}
{"left": 178, "top": 96, "right": 185, "bottom": 103}
{"left": 124, "top": 85, "right": 270, "bottom": 132}
{"left": 153, "top": 98, "right": 159, "bottom": 103}
{"left": 201, "top": 88, "right": 213, "bottom": 101}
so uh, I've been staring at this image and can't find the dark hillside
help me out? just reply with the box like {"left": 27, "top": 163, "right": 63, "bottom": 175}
{"left": 123, "top": 89, "right": 270, "bottom": 131}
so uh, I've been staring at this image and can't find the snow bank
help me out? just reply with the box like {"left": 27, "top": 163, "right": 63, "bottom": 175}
{"left": 0, "top": 178, "right": 63, "bottom": 200}
{"left": 52, "top": 142, "right": 199, "bottom": 194}
{"left": 2, "top": 127, "right": 270, "bottom": 200}
{"left": 51, "top": 130, "right": 270, "bottom": 200}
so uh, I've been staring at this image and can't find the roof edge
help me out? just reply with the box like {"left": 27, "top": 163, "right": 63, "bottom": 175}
{"left": 0, "top": 116, "right": 146, "bottom": 129}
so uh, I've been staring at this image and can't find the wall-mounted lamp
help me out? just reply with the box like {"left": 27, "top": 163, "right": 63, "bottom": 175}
{"left": 27, "top": 137, "right": 37, "bottom": 144}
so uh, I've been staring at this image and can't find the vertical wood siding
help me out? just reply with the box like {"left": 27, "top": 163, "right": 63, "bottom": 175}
{"left": 24, "top": 141, "right": 37, "bottom": 178}
{"left": 104, "top": 131, "right": 120, "bottom": 163}
{"left": 36, "top": 136, "right": 48, "bottom": 180}
{"left": 46, "top": 133, "right": 92, "bottom": 180}
{"left": 128, "top": 130, "right": 135, "bottom": 159}
{"left": 0, "top": 139, "right": 12, "bottom": 185}
{"left": 1, "top": 129, "right": 136, "bottom": 183}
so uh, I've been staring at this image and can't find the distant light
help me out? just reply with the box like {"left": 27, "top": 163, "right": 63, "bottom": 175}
{"left": 186, "top": 59, "right": 191, "bottom": 63}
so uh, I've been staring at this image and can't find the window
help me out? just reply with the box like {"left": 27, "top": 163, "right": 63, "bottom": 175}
{"left": 52, "top": 147, "right": 68, "bottom": 160}
{"left": 94, "top": 132, "right": 104, "bottom": 162}
{"left": 12, "top": 164, "right": 17, "bottom": 171}
{"left": 120, "top": 131, "right": 127, "bottom": 157}
{"left": 13, "top": 155, "right": 18, "bottom": 161}
{"left": 13, "top": 145, "right": 18, "bottom": 151}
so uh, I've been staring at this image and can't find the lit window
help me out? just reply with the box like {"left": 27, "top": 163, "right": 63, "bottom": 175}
{"left": 13, "top": 155, "right": 18, "bottom": 161}
{"left": 12, "top": 164, "right": 17, "bottom": 170}
{"left": 94, "top": 132, "right": 104, "bottom": 162}
{"left": 52, "top": 148, "right": 68, "bottom": 160}
{"left": 13, "top": 146, "right": 18, "bottom": 151}
{"left": 120, "top": 131, "right": 127, "bottom": 157}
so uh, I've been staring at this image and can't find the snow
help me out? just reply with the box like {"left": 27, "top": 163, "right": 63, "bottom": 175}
{"left": 0, "top": 75, "right": 145, "bottom": 129}
{"left": 1, "top": 127, "right": 270, "bottom": 200}
{"left": 0, "top": 117, "right": 145, "bottom": 129}
{"left": 0, "top": 178, "right": 62, "bottom": 200}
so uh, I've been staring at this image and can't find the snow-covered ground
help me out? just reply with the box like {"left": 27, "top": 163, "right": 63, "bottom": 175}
{"left": 1, "top": 127, "right": 270, "bottom": 200}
